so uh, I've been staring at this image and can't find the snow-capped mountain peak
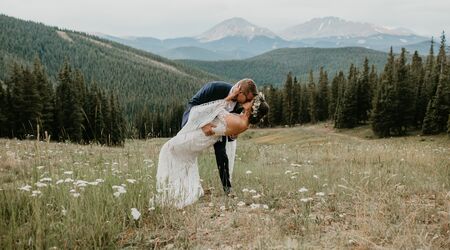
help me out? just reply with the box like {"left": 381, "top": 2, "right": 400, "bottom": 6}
{"left": 196, "top": 17, "right": 278, "bottom": 42}
{"left": 281, "top": 16, "right": 415, "bottom": 40}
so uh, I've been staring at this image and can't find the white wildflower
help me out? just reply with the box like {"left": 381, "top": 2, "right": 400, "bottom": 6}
{"left": 75, "top": 180, "right": 88, "bottom": 187}
{"left": 262, "top": 204, "right": 269, "bottom": 209}
{"left": 131, "top": 208, "right": 141, "bottom": 220}
{"left": 290, "top": 176, "right": 297, "bottom": 179}
{"left": 220, "top": 205, "right": 226, "bottom": 211}
{"left": 290, "top": 163, "right": 302, "bottom": 167}
{"left": 126, "top": 179, "right": 137, "bottom": 184}
{"left": 64, "top": 178, "right": 74, "bottom": 183}
{"left": 63, "top": 171, "right": 73, "bottom": 175}
{"left": 31, "top": 190, "right": 42, "bottom": 197}
{"left": 95, "top": 179, "right": 105, "bottom": 183}
{"left": 35, "top": 182, "right": 47, "bottom": 188}
{"left": 18, "top": 185, "right": 32, "bottom": 192}
{"left": 298, "top": 187, "right": 308, "bottom": 193}
{"left": 237, "top": 201, "right": 246, "bottom": 207}
{"left": 148, "top": 207, "right": 155, "bottom": 211}
{"left": 249, "top": 189, "right": 257, "bottom": 194}
{"left": 71, "top": 193, "right": 80, "bottom": 198}
{"left": 284, "top": 170, "right": 292, "bottom": 175}
{"left": 40, "top": 177, "right": 52, "bottom": 182}
{"left": 245, "top": 170, "right": 252, "bottom": 175}
{"left": 242, "top": 188, "right": 249, "bottom": 192}
{"left": 88, "top": 181, "right": 99, "bottom": 186}
{"left": 56, "top": 180, "right": 64, "bottom": 185}
{"left": 252, "top": 194, "right": 261, "bottom": 199}
{"left": 112, "top": 185, "right": 126, "bottom": 197}
{"left": 69, "top": 189, "right": 77, "bottom": 193}
{"left": 37, "top": 166, "right": 45, "bottom": 170}
{"left": 315, "top": 192, "right": 325, "bottom": 196}
{"left": 313, "top": 175, "right": 319, "bottom": 179}
{"left": 250, "top": 203, "right": 260, "bottom": 209}
{"left": 300, "top": 197, "right": 313, "bottom": 203}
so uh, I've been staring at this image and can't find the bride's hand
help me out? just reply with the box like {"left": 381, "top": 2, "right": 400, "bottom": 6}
{"left": 201, "top": 123, "right": 216, "bottom": 136}
{"left": 225, "top": 84, "right": 241, "bottom": 101}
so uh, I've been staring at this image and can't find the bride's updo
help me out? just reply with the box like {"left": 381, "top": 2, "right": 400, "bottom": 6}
{"left": 249, "top": 93, "right": 269, "bottom": 124}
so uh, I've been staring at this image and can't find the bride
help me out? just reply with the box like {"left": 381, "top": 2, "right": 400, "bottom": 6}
{"left": 154, "top": 93, "right": 269, "bottom": 208}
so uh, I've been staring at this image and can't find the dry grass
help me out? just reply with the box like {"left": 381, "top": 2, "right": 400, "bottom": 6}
{"left": 0, "top": 124, "right": 449, "bottom": 249}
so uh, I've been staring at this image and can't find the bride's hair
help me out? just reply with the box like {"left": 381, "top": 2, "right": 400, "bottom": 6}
{"left": 249, "top": 93, "right": 269, "bottom": 124}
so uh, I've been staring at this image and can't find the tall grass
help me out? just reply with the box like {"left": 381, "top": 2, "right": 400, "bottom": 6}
{"left": 1, "top": 124, "right": 449, "bottom": 248}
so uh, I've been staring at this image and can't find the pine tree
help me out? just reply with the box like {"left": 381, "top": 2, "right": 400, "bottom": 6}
{"left": 395, "top": 48, "right": 414, "bottom": 135}
{"left": 423, "top": 38, "right": 437, "bottom": 110}
{"left": 94, "top": 90, "right": 105, "bottom": 143}
{"left": 422, "top": 32, "right": 450, "bottom": 134}
{"left": 335, "top": 64, "right": 358, "bottom": 128}
{"left": 21, "top": 66, "right": 42, "bottom": 137}
{"left": 33, "top": 57, "right": 54, "bottom": 139}
{"left": 291, "top": 77, "right": 301, "bottom": 124}
{"left": 300, "top": 84, "right": 311, "bottom": 124}
{"left": 283, "top": 72, "right": 294, "bottom": 126}
{"left": 307, "top": 70, "right": 318, "bottom": 123}
{"left": 8, "top": 63, "right": 26, "bottom": 137}
{"left": 411, "top": 51, "right": 425, "bottom": 128}
{"left": 357, "top": 57, "right": 372, "bottom": 123}
{"left": 371, "top": 48, "right": 397, "bottom": 137}
{"left": 329, "top": 71, "right": 345, "bottom": 120}
{"left": 0, "top": 80, "right": 6, "bottom": 137}
{"left": 317, "top": 67, "right": 329, "bottom": 121}
{"left": 447, "top": 114, "right": 450, "bottom": 135}
{"left": 55, "top": 60, "right": 84, "bottom": 142}
{"left": 369, "top": 65, "right": 379, "bottom": 106}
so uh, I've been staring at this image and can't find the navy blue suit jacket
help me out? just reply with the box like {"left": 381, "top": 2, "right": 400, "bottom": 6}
{"left": 182, "top": 81, "right": 233, "bottom": 127}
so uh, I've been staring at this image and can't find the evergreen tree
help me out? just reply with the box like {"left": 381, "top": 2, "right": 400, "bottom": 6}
{"left": 299, "top": 83, "right": 310, "bottom": 123}
{"left": 423, "top": 38, "right": 437, "bottom": 110}
{"left": 371, "top": 48, "right": 398, "bottom": 137}
{"left": 21, "top": 66, "right": 42, "bottom": 137}
{"left": 307, "top": 70, "right": 318, "bottom": 123}
{"left": 101, "top": 90, "right": 112, "bottom": 144}
{"left": 317, "top": 67, "right": 329, "bottom": 121}
{"left": 335, "top": 64, "right": 358, "bottom": 128}
{"left": 283, "top": 72, "right": 294, "bottom": 126}
{"left": 394, "top": 48, "right": 414, "bottom": 135}
{"left": 329, "top": 71, "right": 345, "bottom": 120}
{"left": 0, "top": 80, "right": 6, "bottom": 137}
{"left": 33, "top": 57, "right": 54, "bottom": 139}
{"left": 8, "top": 63, "right": 26, "bottom": 137}
{"left": 291, "top": 77, "right": 301, "bottom": 124}
{"left": 357, "top": 57, "right": 372, "bottom": 123}
{"left": 55, "top": 60, "right": 84, "bottom": 142}
{"left": 411, "top": 51, "right": 425, "bottom": 128}
{"left": 422, "top": 32, "right": 450, "bottom": 134}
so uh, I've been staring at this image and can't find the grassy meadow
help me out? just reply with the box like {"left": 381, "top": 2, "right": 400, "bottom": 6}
{"left": 0, "top": 124, "right": 449, "bottom": 249}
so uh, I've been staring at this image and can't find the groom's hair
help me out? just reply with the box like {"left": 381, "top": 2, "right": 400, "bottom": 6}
{"left": 237, "top": 78, "right": 258, "bottom": 96}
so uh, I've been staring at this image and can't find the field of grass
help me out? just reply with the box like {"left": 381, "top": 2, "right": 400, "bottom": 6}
{"left": 1, "top": 124, "right": 449, "bottom": 249}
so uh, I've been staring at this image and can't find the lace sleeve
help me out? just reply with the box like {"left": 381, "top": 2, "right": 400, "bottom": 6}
{"left": 178, "top": 100, "right": 228, "bottom": 135}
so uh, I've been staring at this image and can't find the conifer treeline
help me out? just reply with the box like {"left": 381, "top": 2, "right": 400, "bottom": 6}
{"left": 262, "top": 34, "right": 450, "bottom": 137}
{"left": 0, "top": 58, "right": 127, "bottom": 145}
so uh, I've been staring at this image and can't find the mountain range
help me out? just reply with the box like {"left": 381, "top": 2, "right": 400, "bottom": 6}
{"left": 99, "top": 16, "right": 431, "bottom": 61}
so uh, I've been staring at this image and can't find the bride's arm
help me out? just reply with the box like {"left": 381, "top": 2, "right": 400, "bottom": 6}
{"left": 223, "top": 113, "right": 249, "bottom": 136}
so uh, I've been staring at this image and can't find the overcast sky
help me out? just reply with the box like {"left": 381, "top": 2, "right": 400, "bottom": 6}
{"left": 1, "top": 0, "right": 448, "bottom": 39}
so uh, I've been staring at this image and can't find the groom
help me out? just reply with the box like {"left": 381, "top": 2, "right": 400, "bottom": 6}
{"left": 181, "top": 79, "right": 258, "bottom": 194}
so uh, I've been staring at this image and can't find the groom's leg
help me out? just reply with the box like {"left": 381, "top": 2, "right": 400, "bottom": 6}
{"left": 213, "top": 137, "right": 231, "bottom": 193}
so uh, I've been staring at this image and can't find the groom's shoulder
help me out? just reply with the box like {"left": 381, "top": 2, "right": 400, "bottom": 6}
{"left": 204, "top": 81, "right": 233, "bottom": 90}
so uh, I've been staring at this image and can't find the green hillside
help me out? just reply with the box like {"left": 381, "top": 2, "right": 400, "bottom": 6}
{"left": 179, "top": 47, "right": 389, "bottom": 85}
{"left": 0, "top": 14, "right": 218, "bottom": 116}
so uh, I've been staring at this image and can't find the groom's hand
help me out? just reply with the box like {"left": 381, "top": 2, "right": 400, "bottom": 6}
{"left": 202, "top": 123, "right": 216, "bottom": 136}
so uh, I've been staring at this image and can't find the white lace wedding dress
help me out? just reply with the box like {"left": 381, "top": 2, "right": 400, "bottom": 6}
{"left": 154, "top": 100, "right": 236, "bottom": 208}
